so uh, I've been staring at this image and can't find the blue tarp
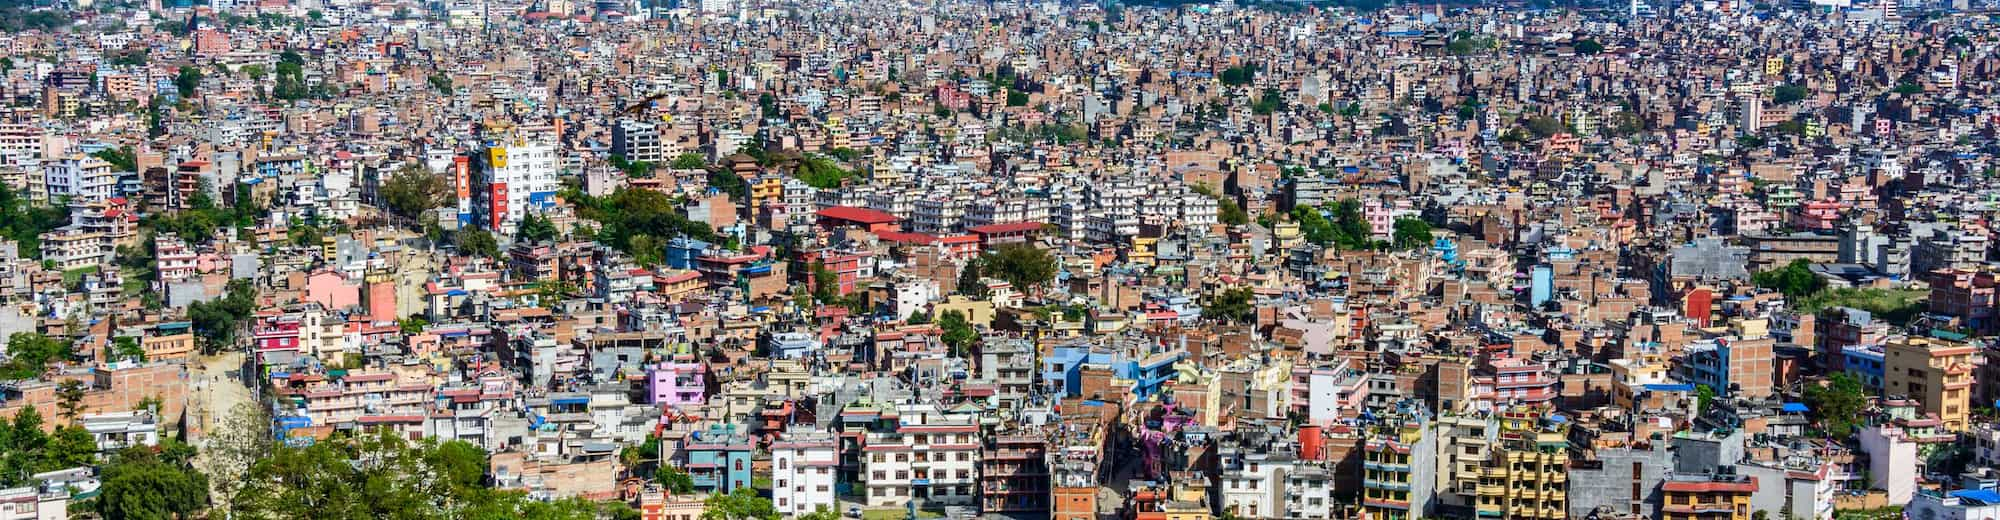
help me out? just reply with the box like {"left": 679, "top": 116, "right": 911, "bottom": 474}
{"left": 551, "top": 396, "right": 589, "bottom": 406}
{"left": 1781, "top": 402, "right": 1808, "bottom": 413}
{"left": 1952, "top": 489, "right": 2000, "bottom": 504}
{"left": 1641, "top": 383, "right": 1694, "bottom": 392}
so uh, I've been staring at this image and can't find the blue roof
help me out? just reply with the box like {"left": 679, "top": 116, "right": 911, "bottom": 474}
{"left": 1642, "top": 383, "right": 1694, "bottom": 392}
{"left": 551, "top": 396, "right": 589, "bottom": 406}
{"left": 1781, "top": 402, "right": 1809, "bottom": 413}
{"left": 1952, "top": 489, "right": 2000, "bottom": 504}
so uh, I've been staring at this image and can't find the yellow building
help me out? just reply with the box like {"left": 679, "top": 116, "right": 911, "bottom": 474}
{"left": 1661, "top": 474, "right": 1757, "bottom": 520}
{"left": 1475, "top": 409, "right": 1566, "bottom": 520}
{"left": 1883, "top": 336, "right": 1976, "bottom": 431}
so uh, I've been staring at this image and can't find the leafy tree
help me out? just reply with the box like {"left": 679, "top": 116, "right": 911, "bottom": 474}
{"left": 1219, "top": 64, "right": 1257, "bottom": 87}
{"left": 0, "top": 407, "right": 48, "bottom": 486}
{"left": 956, "top": 260, "right": 990, "bottom": 299}
{"left": 455, "top": 229, "right": 501, "bottom": 260}
{"left": 45, "top": 425, "right": 99, "bottom": 470}
{"left": 92, "top": 145, "right": 137, "bottom": 172}
{"left": 174, "top": 66, "right": 202, "bottom": 99}
{"left": 670, "top": 153, "right": 707, "bottom": 170}
{"left": 572, "top": 188, "right": 719, "bottom": 257}
{"left": 1772, "top": 84, "right": 1808, "bottom": 105}
{"left": 1752, "top": 258, "right": 1825, "bottom": 299}
{"left": 55, "top": 379, "right": 85, "bottom": 423}
{"left": 113, "top": 336, "right": 145, "bottom": 362}
{"left": 380, "top": 166, "right": 451, "bottom": 222}
{"left": 1696, "top": 384, "right": 1716, "bottom": 411}
{"left": 427, "top": 74, "right": 453, "bottom": 95}
{"left": 1391, "top": 218, "right": 1433, "bottom": 250}
{"left": 702, "top": 487, "right": 780, "bottom": 520}
{"left": 1252, "top": 88, "right": 1282, "bottom": 115}
{"left": 1006, "top": 88, "right": 1029, "bottom": 107}
{"left": 799, "top": 506, "right": 841, "bottom": 520}
{"left": 795, "top": 155, "right": 856, "bottom": 189}
{"left": 1205, "top": 287, "right": 1255, "bottom": 324}
{"left": 1893, "top": 82, "right": 1922, "bottom": 95}
{"left": 657, "top": 464, "right": 695, "bottom": 495}
{"left": 980, "top": 244, "right": 1057, "bottom": 293}
{"left": 397, "top": 316, "right": 428, "bottom": 335}
{"left": 1803, "top": 373, "right": 1868, "bottom": 436}
{"left": 1524, "top": 115, "right": 1567, "bottom": 138}
{"left": 187, "top": 279, "right": 258, "bottom": 353}
{"left": 97, "top": 445, "right": 212, "bottom": 520}
{"left": 1574, "top": 39, "right": 1604, "bottom": 55}
{"left": 938, "top": 310, "right": 979, "bottom": 356}
{"left": 516, "top": 213, "right": 559, "bottom": 243}
{"left": 0, "top": 332, "right": 72, "bottom": 379}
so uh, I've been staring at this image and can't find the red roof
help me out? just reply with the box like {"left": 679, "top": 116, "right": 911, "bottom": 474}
{"left": 876, "top": 231, "right": 940, "bottom": 244}
{"left": 815, "top": 206, "right": 899, "bottom": 225}
{"left": 967, "top": 222, "right": 1044, "bottom": 235}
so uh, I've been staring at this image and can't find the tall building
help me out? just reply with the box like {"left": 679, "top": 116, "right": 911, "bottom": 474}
{"left": 770, "top": 429, "right": 838, "bottom": 516}
{"left": 44, "top": 155, "right": 117, "bottom": 202}
{"left": 1361, "top": 415, "right": 1436, "bottom": 520}
{"left": 1661, "top": 472, "right": 1758, "bottom": 520}
{"left": 471, "top": 139, "right": 560, "bottom": 234}
{"left": 1476, "top": 408, "right": 1567, "bottom": 520}
{"left": 612, "top": 119, "right": 666, "bottom": 164}
{"left": 1883, "top": 336, "right": 1975, "bottom": 431}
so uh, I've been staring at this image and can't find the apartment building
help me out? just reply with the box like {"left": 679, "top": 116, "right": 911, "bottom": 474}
{"left": 770, "top": 429, "right": 838, "bottom": 516}
{"left": 43, "top": 154, "right": 117, "bottom": 202}
{"left": 1661, "top": 473, "right": 1758, "bottom": 520}
{"left": 1361, "top": 416, "right": 1436, "bottom": 520}
{"left": 1476, "top": 409, "right": 1567, "bottom": 520}
{"left": 1883, "top": 336, "right": 1976, "bottom": 431}
{"left": 979, "top": 432, "right": 1049, "bottom": 514}
{"left": 859, "top": 403, "right": 981, "bottom": 507}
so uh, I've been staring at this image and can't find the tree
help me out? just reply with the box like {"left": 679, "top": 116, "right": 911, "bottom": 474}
{"left": 1, "top": 332, "right": 73, "bottom": 379}
{"left": 1524, "top": 115, "right": 1566, "bottom": 138}
{"left": 1219, "top": 64, "right": 1257, "bottom": 87}
{"left": 956, "top": 260, "right": 990, "bottom": 299}
{"left": 670, "top": 153, "right": 707, "bottom": 170}
{"left": 174, "top": 66, "right": 202, "bottom": 99}
{"left": 199, "top": 403, "right": 269, "bottom": 511}
{"left": 113, "top": 336, "right": 145, "bottom": 362}
{"left": 1006, "top": 88, "right": 1029, "bottom": 107}
{"left": 0, "top": 407, "right": 48, "bottom": 486}
{"left": 187, "top": 280, "right": 258, "bottom": 353}
{"left": 45, "top": 425, "right": 98, "bottom": 469}
{"left": 1752, "top": 258, "right": 1825, "bottom": 299}
{"left": 98, "top": 447, "right": 212, "bottom": 520}
{"left": 1772, "top": 84, "right": 1808, "bottom": 105}
{"left": 798, "top": 506, "right": 841, "bottom": 520}
{"left": 1573, "top": 39, "right": 1604, "bottom": 55}
{"left": 938, "top": 310, "right": 979, "bottom": 356}
{"left": 455, "top": 229, "right": 501, "bottom": 259}
{"left": 1205, "top": 287, "right": 1255, "bottom": 324}
{"left": 1803, "top": 373, "right": 1868, "bottom": 437}
{"left": 1391, "top": 218, "right": 1433, "bottom": 250}
{"left": 1696, "top": 384, "right": 1716, "bottom": 412}
{"left": 379, "top": 166, "right": 450, "bottom": 222}
{"left": 980, "top": 244, "right": 1057, "bottom": 293}
{"left": 55, "top": 379, "right": 85, "bottom": 423}
{"left": 427, "top": 73, "right": 453, "bottom": 95}
{"left": 702, "top": 487, "right": 780, "bottom": 520}
{"left": 398, "top": 316, "right": 428, "bottom": 335}
{"left": 516, "top": 213, "right": 559, "bottom": 243}
{"left": 657, "top": 465, "right": 695, "bottom": 495}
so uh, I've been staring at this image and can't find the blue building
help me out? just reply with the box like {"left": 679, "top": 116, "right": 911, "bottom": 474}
{"left": 680, "top": 424, "right": 753, "bottom": 493}
{"left": 1116, "top": 350, "right": 1185, "bottom": 401}
{"left": 1841, "top": 344, "right": 1886, "bottom": 394}
{"left": 1529, "top": 265, "right": 1553, "bottom": 308}
{"left": 664, "top": 238, "right": 712, "bottom": 270}
{"left": 1041, "top": 346, "right": 1113, "bottom": 397}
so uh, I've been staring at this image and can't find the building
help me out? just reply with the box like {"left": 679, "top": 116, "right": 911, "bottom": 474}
{"left": 43, "top": 155, "right": 117, "bottom": 202}
{"left": 472, "top": 140, "right": 561, "bottom": 234}
{"left": 1476, "top": 409, "right": 1567, "bottom": 520}
{"left": 770, "top": 429, "right": 838, "bottom": 516}
{"left": 680, "top": 425, "right": 754, "bottom": 494}
{"left": 1883, "top": 337, "right": 1976, "bottom": 431}
{"left": 1678, "top": 336, "right": 1775, "bottom": 399}
{"left": 0, "top": 486, "right": 66, "bottom": 520}
{"left": 1361, "top": 416, "right": 1436, "bottom": 520}
{"left": 612, "top": 120, "right": 666, "bottom": 164}
{"left": 859, "top": 404, "right": 981, "bottom": 507}
{"left": 1661, "top": 472, "right": 1757, "bottom": 520}
{"left": 980, "top": 432, "right": 1049, "bottom": 513}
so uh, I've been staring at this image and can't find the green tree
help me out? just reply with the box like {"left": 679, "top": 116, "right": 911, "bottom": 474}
{"left": 455, "top": 229, "right": 501, "bottom": 259}
{"left": 980, "top": 244, "right": 1057, "bottom": 293}
{"left": 1772, "top": 84, "right": 1808, "bottom": 104}
{"left": 516, "top": 213, "right": 559, "bottom": 243}
{"left": 379, "top": 166, "right": 450, "bottom": 222}
{"left": 702, "top": 487, "right": 780, "bottom": 520}
{"left": 174, "top": 66, "right": 202, "bottom": 99}
{"left": 55, "top": 379, "right": 85, "bottom": 423}
{"left": 113, "top": 336, "right": 146, "bottom": 362}
{"left": 1524, "top": 115, "right": 1566, "bottom": 138}
{"left": 427, "top": 73, "right": 453, "bottom": 95}
{"left": 1391, "top": 218, "right": 1433, "bottom": 250}
{"left": 1219, "top": 64, "right": 1257, "bottom": 87}
{"left": 397, "top": 316, "right": 428, "bottom": 335}
{"left": 670, "top": 153, "right": 707, "bottom": 170}
{"left": 97, "top": 446, "right": 212, "bottom": 520}
{"left": 798, "top": 506, "right": 841, "bottom": 520}
{"left": 1803, "top": 373, "right": 1868, "bottom": 437}
{"left": 938, "top": 310, "right": 979, "bottom": 356}
{"left": 1006, "top": 88, "right": 1029, "bottom": 107}
{"left": 1205, "top": 287, "right": 1255, "bottom": 324}
{"left": 956, "top": 260, "right": 990, "bottom": 298}
{"left": 657, "top": 464, "right": 695, "bottom": 495}
{"left": 1752, "top": 258, "right": 1825, "bottom": 299}
{"left": 1696, "top": 384, "right": 1717, "bottom": 411}
{"left": 0, "top": 332, "right": 72, "bottom": 379}
{"left": 45, "top": 425, "right": 99, "bottom": 469}
{"left": 1574, "top": 39, "right": 1604, "bottom": 55}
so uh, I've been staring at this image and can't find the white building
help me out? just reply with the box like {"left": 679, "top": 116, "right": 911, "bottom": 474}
{"left": 771, "top": 429, "right": 839, "bottom": 516}
{"left": 78, "top": 411, "right": 159, "bottom": 453}
{"left": 0, "top": 486, "right": 65, "bottom": 520}
{"left": 860, "top": 404, "right": 982, "bottom": 508}
{"left": 474, "top": 141, "right": 561, "bottom": 234}
{"left": 43, "top": 155, "right": 117, "bottom": 202}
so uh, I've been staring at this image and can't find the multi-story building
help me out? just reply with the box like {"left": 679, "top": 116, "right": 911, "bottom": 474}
{"left": 1431, "top": 413, "right": 1498, "bottom": 517}
{"left": 1361, "top": 415, "right": 1436, "bottom": 520}
{"left": 770, "top": 428, "right": 838, "bottom": 516}
{"left": 1883, "top": 336, "right": 1976, "bottom": 431}
{"left": 979, "top": 432, "right": 1049, "bottom": 514}
{"left": 1677, "top": 335, "right": 1775, "bottom": 399}
{"left": 680, "top": 424, "right": 753, "bottom": 494}
{"left": 612, "top": 119, "right": 666, "bottom": 164}
{"left": 472, "top": 139, "right": 560, "bottom": 234}
{"left": 1476, "top": 408, "right": 1567, "bottom": 520}
{"left": 43, "top": 155, "right": 117, "bottom": 202}
{"left": 647, "top": 362, "right": 705, "bottom": 408}
{"left": 1661, "top": 473, "right": 1758, "bottom": 520}
{"left": 859, "top": 404, "right": 981, "bottom": 507}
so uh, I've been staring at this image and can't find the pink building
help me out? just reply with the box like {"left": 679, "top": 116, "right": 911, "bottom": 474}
{"left": 253, "top": 313, "right": 302, "bottom": 359}
{"left": 304, "top": 270, "right": 362, "bottom": 311}
{"left": 648, "top": 362, "right": 706, "bottom": 407}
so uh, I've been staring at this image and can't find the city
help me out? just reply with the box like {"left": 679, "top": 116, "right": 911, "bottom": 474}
{"left": 0, "top": 0, "right": 1996, "bottom": 519}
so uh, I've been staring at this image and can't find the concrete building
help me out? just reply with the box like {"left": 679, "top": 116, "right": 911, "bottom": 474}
{"left": 1883, "top": 337, "right": 1976, "bottom": 431}
{"left": 1661, "top": 472, "right": 1758, "bottom": 520}
{"left": 1361, "top": 416, "right": 1436, "bottom": 520}
{"left": 680, "top": 425, "right": 754, "bottom": 494}
{"left": 859, "top": 403, "right": 981, "bottom": 507}
{"left": 770, "top": 428, "right": 838, "bottom": 516}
